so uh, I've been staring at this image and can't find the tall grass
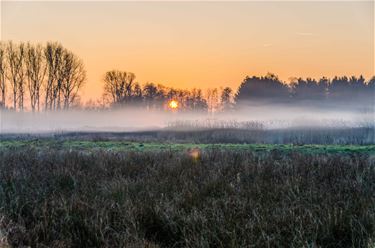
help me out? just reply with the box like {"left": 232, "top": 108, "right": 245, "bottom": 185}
{"left": 0, "top": 148, "right": 374, "bottom": 247}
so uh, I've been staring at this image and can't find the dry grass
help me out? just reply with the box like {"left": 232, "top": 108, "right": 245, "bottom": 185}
{"left": 0, "top": 148, "right": 374, "bottom": 247}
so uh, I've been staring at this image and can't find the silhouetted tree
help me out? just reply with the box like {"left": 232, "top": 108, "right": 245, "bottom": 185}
{"left": 290, "top": 77, "right": 327, "bottom": 102}
{"left": 366, "top": 76, "right": 375, "bottom": 105}
{"left": 206, "top": 88, "right": 219, "bottom": 114}
{"left": 0, "top": 43, "right": 6, "bottom": 109}
{"left": 43, "top": 42, "right": 87, "bottom": 111}
{"left": 142, "top": 83, "right": 158, "bottom": 109}
{"left": 349, "top": 75, "right": 366, "bottom": 101}
{"left": 44, "top": 42, "right": 64, "bottom": 111}
{"left": 131, "top": 82, "right": 143, "bottom": 106}
{"left": 25, "top": 43, "right": 46, "bottom": 112}
{"left": 328, "top": 76, "right": 350, "bottom": 101}
{"left": 103, "top": 70, "right": 135, "bottom": 107}
{"left": 60, "top": 51, "right": 86, "bottom": 110}
{"left": 7, "top": 42, "right": 26, "bottom": 111}
{"left": 182, "top": 88, "right": 207, "bottom": 112}
{"left": 327, "top": 75, "right": 369, "bottom": 107}
{"left": 220, "top": 87, "right": 234, "bottom": 111}
{"left": 191, "top": 88, "right": 208, "bottom": 111}
{"left": 0, "top": 41, "right": 85, "bottom": 112}
{"left": 235, "top": 73, "right": 290, "bottom": 105}
{"left": 368, "top": 76, "right": 375, "bottom": 91}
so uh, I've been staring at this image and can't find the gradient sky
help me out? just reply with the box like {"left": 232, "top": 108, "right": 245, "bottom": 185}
{"left": 1, "top": 1, "right": 374, "bottom": 101}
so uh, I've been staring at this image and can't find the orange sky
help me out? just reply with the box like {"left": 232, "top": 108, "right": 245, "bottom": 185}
{"left": 2, "top": 1, "right": 374, "bottom": 101}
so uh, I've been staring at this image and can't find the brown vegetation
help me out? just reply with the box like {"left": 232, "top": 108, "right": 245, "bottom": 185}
{"left": 0, "top": 148, "right": 374, "bottom": 247}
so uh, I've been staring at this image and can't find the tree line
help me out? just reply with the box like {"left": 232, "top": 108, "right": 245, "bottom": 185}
{"left": 101, "top": 70, "right": 234, "bottom": 113}
{"left": 101, "top": 71, "right": 374, "bottom": 112}
{"left": 0, "top": 42, "right": 234, "bottom": 113}
{"left": 0, "top": 41, "right": 86, "bottom": 112}
{"left": 235, "top": 73, "right": 375, "bottom": 107}
{"left": 0, "top": 42, "right": 373, "bottom": 113}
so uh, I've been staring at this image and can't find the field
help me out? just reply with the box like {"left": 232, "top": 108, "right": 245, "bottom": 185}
{"left": 0, "top": 133, "right": 375, "bottom": 247}
{"left": 1, "top": 139, "right": 375, "bottom": 155}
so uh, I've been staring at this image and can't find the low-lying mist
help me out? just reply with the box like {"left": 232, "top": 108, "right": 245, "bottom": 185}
{"left": 0, "top": 104, "right": 373, "bottom": 134}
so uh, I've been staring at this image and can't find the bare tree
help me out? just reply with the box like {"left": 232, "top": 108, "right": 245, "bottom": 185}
{"left": 0, "top": 43, "right": 6, "bottom": 109}
{"left": 142, "top": 83, "right": 158, "bottom": 109}
{"left": 190, "top": 88, "right": 207, "bottom": 111}
{"left": 206, "top": 88, "right": 219, "bottom": 114}
{"left": 132, "top": 82, "right": 143, "bottom": 105}
{"left": 103, "top": 71, "right": 118, "bottom": 104}
{"left": 220, "top": 87, "right": 233, "bottom": 112}
{"left": 6, "top": 41, "right": 25, "bottom": 111}
{"left": 17, "top": 43, "right": 26, "bottom": 111}
{"left": 25, "top": 43, "right": 46, "bottom": 112}
{"left": 44, "top": 42, "right": 63, "bottom": 111}
{"left": 103, "top": 70, "right": 135, "bottom": 106}
{"left": 60, "top": 51, "right": 86, "bottom": 110}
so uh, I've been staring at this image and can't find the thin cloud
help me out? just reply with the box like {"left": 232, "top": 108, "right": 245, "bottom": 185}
{"left": 263, "top": 43, "right": 273, "bottom": 47}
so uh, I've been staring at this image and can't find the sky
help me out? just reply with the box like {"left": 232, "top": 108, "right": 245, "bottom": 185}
{"left": 1, "top": 1, "right": 374, "bottom": 101}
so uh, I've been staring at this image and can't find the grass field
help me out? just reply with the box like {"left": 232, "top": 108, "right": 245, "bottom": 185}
{"left": 1, "top": 135, "right": 374, "bottom": 247}
{"left": 1, "top": 139, "right": 375, "bottom": 155}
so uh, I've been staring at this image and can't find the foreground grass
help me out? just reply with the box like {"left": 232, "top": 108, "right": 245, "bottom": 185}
{"left": 0, "top": 147, "right": 374, "bottom": 247}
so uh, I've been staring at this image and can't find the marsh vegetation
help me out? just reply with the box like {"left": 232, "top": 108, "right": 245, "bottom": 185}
{"left": 0, "top": 137, "right": 374, "bottom": 247}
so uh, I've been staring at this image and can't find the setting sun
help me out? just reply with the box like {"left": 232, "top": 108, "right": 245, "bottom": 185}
{"left": 168, "top": 100, "right": 179, "bottom": 109}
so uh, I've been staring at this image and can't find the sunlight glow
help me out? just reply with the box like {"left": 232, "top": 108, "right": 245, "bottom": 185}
{"left": 168, "top": 100, "right": 179, "bottom": 109}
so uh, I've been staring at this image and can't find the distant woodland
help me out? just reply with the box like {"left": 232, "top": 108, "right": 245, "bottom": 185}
{"left": 0, "top": 41, "right": 374, "bottom": 112}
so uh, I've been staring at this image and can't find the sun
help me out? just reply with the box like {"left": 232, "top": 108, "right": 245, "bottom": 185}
{"left": 168, "top": 100, "right": 179, "bottom": 109}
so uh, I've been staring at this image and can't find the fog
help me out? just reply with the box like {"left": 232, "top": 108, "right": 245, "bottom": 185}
{"left": 1, "top": 104, "right": 373, "bottom": 134}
